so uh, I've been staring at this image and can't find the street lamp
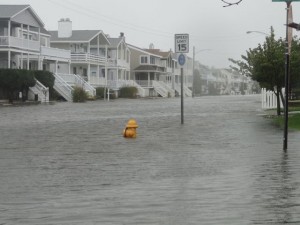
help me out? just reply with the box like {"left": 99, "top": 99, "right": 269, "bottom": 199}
{"left": 192, "top": 47, "right": 212, "bottom": 97}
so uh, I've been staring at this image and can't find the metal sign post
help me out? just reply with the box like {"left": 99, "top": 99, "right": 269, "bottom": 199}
{"left": 178, "top": 54, "right": 186, "bottom": 124}
{"left": 175, "top": 34, "right": 189, "bottom": 124}
{"left": 272, "top": 0, "right": 300, "bottom": 150}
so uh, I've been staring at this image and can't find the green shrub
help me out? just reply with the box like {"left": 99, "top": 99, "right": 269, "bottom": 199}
{"left": 72, "top": 86, "right": 88, "bottom": 102}
{"left": 119, "top": 86, "right": 138, "bottom": 98}
{"left": 96, "top": 87, "right": 105, "bottom": 99}
{"left": 0, "top": 69, "right": 35, "bottom": 102}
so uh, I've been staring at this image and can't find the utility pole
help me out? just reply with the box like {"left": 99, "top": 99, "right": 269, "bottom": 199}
{"left": 283, "top": 1, "right": 291, "bottom": 150}
{"left": 192, "top": 46, "right": 195, "bottom": 97}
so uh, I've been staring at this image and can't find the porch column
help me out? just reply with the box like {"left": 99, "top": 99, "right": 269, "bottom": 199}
{"left": 38, "top": 27, "right": 40, "bottom": 43}
{"left": 20, "top": 53, "right": 23, "bottom": 69}
{"left": 68, "top": 61, "right": 71, "bottom": 74}
{"left": 27, "top": 26, "right": 29, "bottom": 49}
{"left": 38, "top": 56, "right": 42, "bottom": 70}
{"left": 88, "top": 64, "right": 91, "bottom": 82}
{"left": 21, "top": 24, "right": 23, "bottom": 36}
{"left": 8, "top": 21, "right": 11, "bottom": 45}
{"left": 105, "top": 67, "right": 108, "bottom": 87}
{"left": 97, "top": 65, "right": 100, "bottom": 83}
{"left": 105, "top": 45, "right": 108, "bottom": 85}
{"left": 148, "top": 72, "right": 150, "bottom": 87}
{"left": 105, "top": 45, "right": 108, "bottom": 62}
{"left": 97, "top": 35, "right": 100, "bottom": 55}
{"left": 8, "top": 50, "right": 11, "bottom": 69}
{"left": 27, "top": 53, "right": 29, "bottom": 70}
{"left": 55, "top": 60, "right": 58, "bottom": 73}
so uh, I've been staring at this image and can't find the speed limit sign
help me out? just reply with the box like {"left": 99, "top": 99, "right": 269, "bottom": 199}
{"left": 175, "top": 34, "right": 189, "bottom": 53}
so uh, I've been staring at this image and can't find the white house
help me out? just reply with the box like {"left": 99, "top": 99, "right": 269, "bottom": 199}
{"left": 0, "top": 5, "right": 70, "bottom": 71}
{"left": 105, "top": 34, "right": 131, "bottom": 89}
{"left": 0, "top": 5, "right": 71, "bottom": 102}
{"left": 49, "top": 19, "right": 110, "bottom": 85}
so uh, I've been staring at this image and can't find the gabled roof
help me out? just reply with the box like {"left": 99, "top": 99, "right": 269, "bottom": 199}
{"left": 0, "top": 5, "right": 45, "bottom": 27}
{"left": 128, "top": 44, "right": 162, "bottom": 58}
{"left": 144, "top": 49, "right": 172, "bottom": 58}
{"left": 49, "top": 30, "right": 110, "bottom": 44}
{"left": 107, "top": 37, "right": 123, "bottom": 48}
{"left": 0, "top": 5, "right": 29, "bottom": 19}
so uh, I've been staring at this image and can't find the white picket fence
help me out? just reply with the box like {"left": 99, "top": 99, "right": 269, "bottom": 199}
{"left": 261, "top": 88, "right": 284, "bottom": 109}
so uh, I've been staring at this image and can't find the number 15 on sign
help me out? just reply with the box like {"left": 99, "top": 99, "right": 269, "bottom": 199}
{"left": 175, "top": 34, "right": 189, "bottom": 53}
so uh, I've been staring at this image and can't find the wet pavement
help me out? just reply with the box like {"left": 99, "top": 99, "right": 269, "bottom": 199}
{"left": 0, "top": 95, "right": 300, "bottom": 225}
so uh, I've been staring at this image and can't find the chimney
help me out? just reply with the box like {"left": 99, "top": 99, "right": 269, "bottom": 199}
{"left": 120, "top": 32, "right": 124, "bottom": 37}
{"left": 58, "top": 18, "right": 72, "bottom": 38}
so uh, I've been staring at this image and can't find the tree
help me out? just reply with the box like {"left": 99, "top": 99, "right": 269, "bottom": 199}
{"left": 193, "top": 69, "right": 202, "bottom": 95}
{"left": 290, "top": 38, "right": 300, "bottom": 96}
{"left": 229, "top": 27, "right": 287, "bottom": 116}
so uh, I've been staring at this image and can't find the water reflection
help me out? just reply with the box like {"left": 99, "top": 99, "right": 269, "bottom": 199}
{"left": 252, "top": 151, "right": 300, "bottom": 224}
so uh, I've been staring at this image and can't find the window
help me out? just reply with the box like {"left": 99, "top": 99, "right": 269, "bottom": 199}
{"left": 150, "top": 56, "right": 155, "bottom": 65}
{"left": 141, "top": 56, "right": 148, "bottom": 64}
{"left": 73, "top": 67, "right": 77, "bottom": 74}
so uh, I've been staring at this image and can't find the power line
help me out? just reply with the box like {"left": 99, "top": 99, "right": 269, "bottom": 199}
{"left": 45, "top": 0, "right": 252, "bottom": 43}
{"left": 46, "top": 0, "right": 173, "bottom": 38}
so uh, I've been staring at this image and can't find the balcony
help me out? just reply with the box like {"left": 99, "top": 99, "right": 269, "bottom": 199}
{"left": 166, "top": 67, "right": 173, "bottom": 73}
{"left": 71, "top": 53, "right": 106, "bottom": 65}
{"left": 41, "top": 46, "right": 70, "bottom": 61}
{"left": 0, "top": 36, "right": 40, "bottom": 51}
{"left": 106, "top": 58, "right": 130, "bottom": 68}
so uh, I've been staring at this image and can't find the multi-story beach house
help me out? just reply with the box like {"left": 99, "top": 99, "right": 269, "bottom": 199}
{"left": 128, "top": 43, "right": 192, "bottom": 97}
{"left": 49, "top": 20, "right": 146, "bottom": 97}
{"left": 105, "top": 34, "right": 133, "bottom": 90}
{"left": 0, "top": 5, "right": 72, "bottom": 102}
{"left": 49, "top": 19, "right": 110, "bottom": 84}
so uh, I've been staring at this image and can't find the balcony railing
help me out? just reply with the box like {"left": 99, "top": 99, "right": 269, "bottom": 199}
{"left": 71, "top": 53, "right": 106, "bottom": 65}
{"left": 0, "top": 36, "right": 40, "bottom": 51}
{"left": 135, "top": 80, "right": 153, "bottom": 87}
{"left": 89, "top": 76, "right": 106, "bottom": 86}
{"left": 107, "top": 59, "right": 117, "bottom": 67}
{"left": 0, "top": 36, "right": 8, "bottom": 45}
{"left": 13, "top": 36, "right": 40, "bottom": 51}
{"left": 41, "top": 46, "right": 70, "bottom": 60}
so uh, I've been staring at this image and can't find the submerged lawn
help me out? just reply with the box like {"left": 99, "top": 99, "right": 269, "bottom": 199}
{"left": 273, "top": 113, "right": 300, "bottom": 131}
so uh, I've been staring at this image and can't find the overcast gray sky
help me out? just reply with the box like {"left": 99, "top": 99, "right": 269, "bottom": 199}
{"left": 1, "top": 0, "right": 299, "bottom": 68}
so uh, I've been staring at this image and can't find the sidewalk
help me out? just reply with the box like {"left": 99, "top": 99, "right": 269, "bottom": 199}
{"left": 0, "top": 100, "right": 40, "bottom": 107}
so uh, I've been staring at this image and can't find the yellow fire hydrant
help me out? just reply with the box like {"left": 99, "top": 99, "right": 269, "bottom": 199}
{"left": 123, "top": 119, "right": 138, "bottom": 138}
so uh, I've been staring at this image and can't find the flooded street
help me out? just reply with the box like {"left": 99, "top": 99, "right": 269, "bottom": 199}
{"left": 1, "top": 95, "right": 300, "bottom": 225}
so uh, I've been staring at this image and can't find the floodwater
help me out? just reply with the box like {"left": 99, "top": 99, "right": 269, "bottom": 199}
{"left": 1, "top": 95, "right": 300, "bottom": 225}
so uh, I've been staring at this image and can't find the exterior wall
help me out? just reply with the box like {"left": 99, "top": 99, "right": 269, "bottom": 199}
{"left": 50, "top": 43, "right": 70, "bottom": 51}
{"left": 128, "top": 47, "right": 141, "bottom": 79}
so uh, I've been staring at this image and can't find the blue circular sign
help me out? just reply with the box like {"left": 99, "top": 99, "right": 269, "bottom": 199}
{"left": 178, "top": 54, "right": 186, "bottom": 66}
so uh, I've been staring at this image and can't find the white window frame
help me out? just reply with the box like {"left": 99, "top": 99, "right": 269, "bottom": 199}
{"left": 140, "top": 55, "right": 148, "bottom": 64}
